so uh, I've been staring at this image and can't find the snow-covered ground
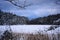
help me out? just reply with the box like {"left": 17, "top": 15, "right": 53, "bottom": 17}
{"left": 47, "top": 26, "right": 60, "bottom": 34}
{"left": 0, "top": 25, "right": 60, "bottom": 34}
{"left": 0, "top": 25, "right": 51, "bottom": 33}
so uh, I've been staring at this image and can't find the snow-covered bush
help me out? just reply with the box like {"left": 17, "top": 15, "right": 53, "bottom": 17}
{"left": 0, "top": 30, "right": 13, "bottom": 40}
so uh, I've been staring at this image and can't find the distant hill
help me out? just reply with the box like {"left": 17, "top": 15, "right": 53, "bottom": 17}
{"left": 0, "top": 10, "right": 60, "bottom": 25}
{"left": 0, "top": 10, "right": 29, "bottom": 25}
{"left": 29, "top": 14, "right": 60, "bottom": 25}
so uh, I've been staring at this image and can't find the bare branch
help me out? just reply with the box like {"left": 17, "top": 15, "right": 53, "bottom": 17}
{"left": 6, "top": 0, "right": 24, "bottom": 8}
{"left": 55, "top": 0, "right": 60, "bottom": 5}
{"left": 5, "top": 0, "right": 33, "bottom": 9}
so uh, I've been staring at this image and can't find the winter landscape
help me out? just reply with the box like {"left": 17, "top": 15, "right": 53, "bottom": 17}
{"left": 0, "top": 0, "right": 60, "bottom": 40}
{"left": 0, "top": 25, "right": 60, "bottom": 40}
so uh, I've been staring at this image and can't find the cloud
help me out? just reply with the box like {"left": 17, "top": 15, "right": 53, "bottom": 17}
{"left": 0, "top": 0, "right": 60, "bottom": 19}
{"left": 34, "top": 8, "right": 57, "bottom": 17}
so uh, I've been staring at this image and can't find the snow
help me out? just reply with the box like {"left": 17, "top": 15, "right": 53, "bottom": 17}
{"left": 0, "top": 25, "right": 51, "bottom": 34}
{"left": 0, "top": 25, "right": 60, "bottom": 40}
{"left": 0, "top": 25, "right": 60, "bottom": 34}
{"left": 47, "top": 26, "right": 60, "bottom": 34}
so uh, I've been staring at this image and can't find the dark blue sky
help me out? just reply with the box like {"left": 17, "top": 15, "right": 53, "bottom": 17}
{"left": 0, "top": 0, "right": 60, "bottom": 19}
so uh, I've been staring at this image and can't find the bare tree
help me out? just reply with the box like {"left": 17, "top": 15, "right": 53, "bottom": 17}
{"left": 5, "top": 0, "right": 33, "bottom": 9}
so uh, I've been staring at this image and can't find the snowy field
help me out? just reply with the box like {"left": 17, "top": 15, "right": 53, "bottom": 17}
{"left": 0, "top": 25, "right": 60, "bottom": 34}
{"left": 0, "top": 25, "right": 51, "bottom": 33}
{"left": 0, "top": 25, "right": 60, "bottom": 40}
